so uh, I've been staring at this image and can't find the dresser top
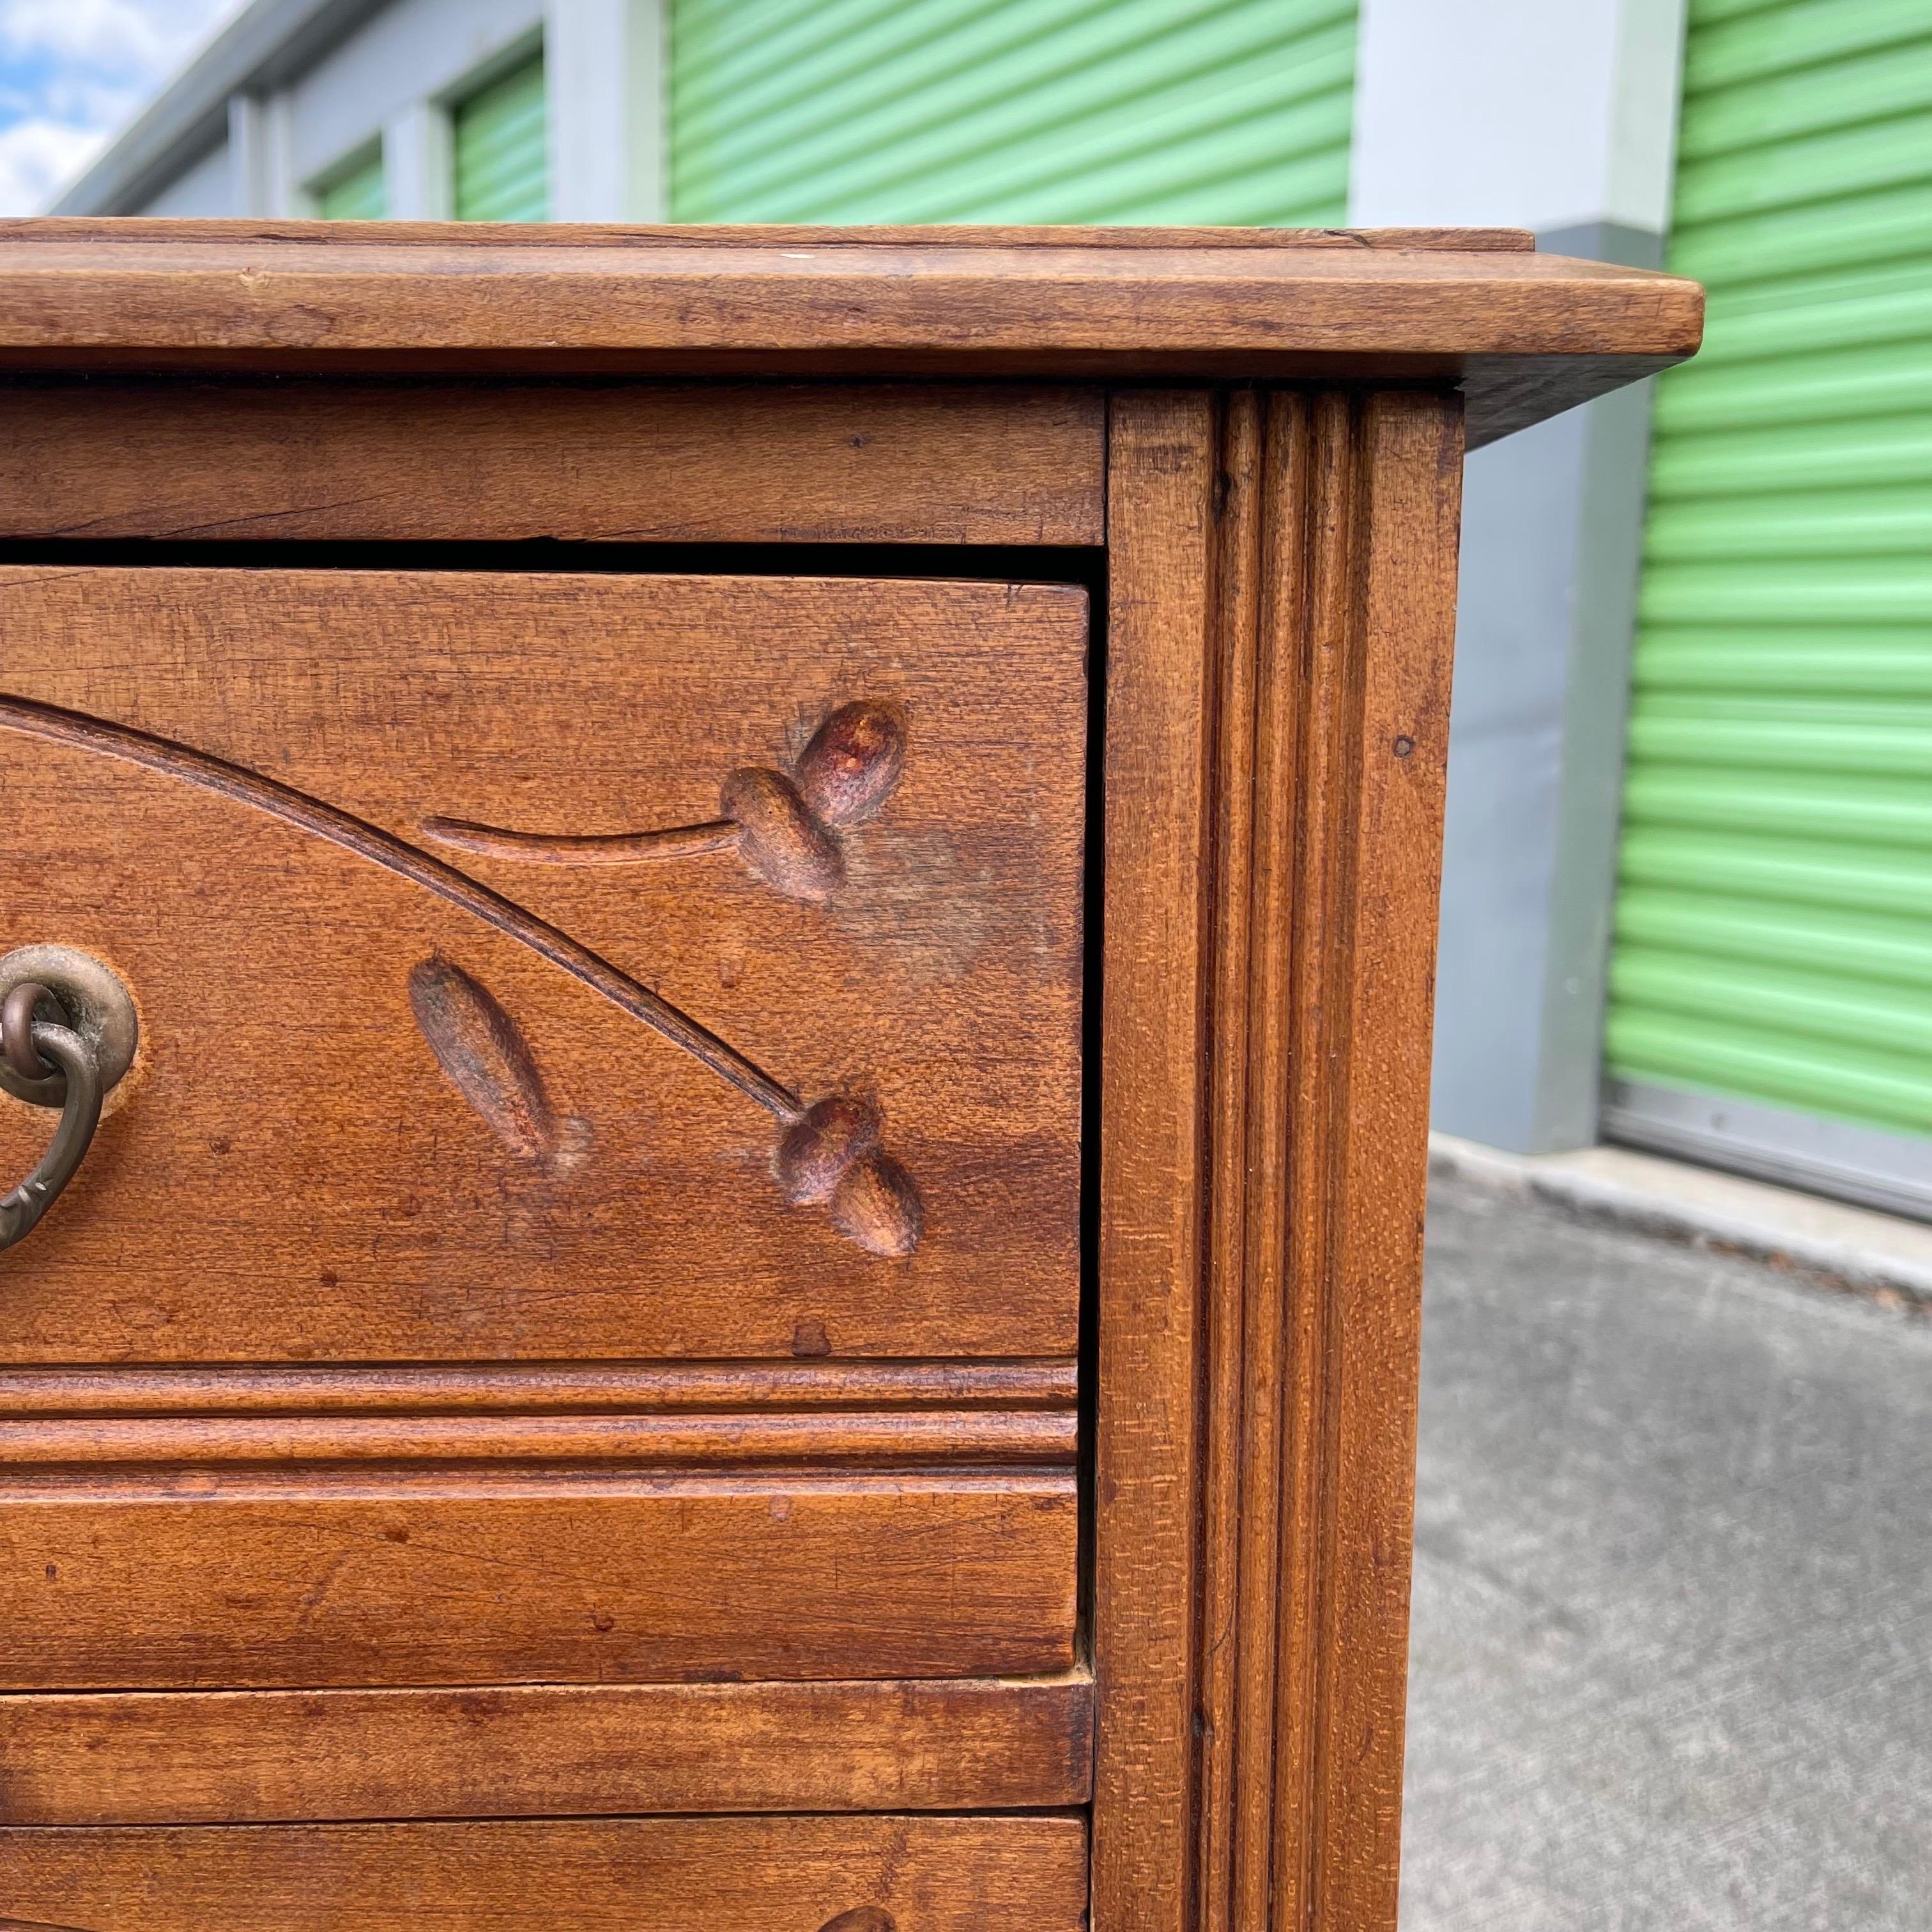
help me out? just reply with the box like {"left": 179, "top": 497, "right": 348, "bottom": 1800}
{"left": 0, "top": 220, "right": 1701, "bottom": 445}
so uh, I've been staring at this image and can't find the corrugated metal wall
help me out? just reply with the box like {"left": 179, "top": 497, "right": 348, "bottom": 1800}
{"left": 1607, "top": 0, "right": 1932, "bottom": 1173}
{"left": 668, "top": 0, "right": 1356, "bottom": 226}
{"left": 454, "top": 52, "right": 549, "bottom": 222}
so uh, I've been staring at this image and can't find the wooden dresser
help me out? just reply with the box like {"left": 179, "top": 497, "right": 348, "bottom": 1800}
{"left": 0, "top": 223, "right": 1698, "bottom": 1932}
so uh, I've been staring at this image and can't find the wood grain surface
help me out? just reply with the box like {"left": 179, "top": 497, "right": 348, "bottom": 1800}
{"left": 1092, "top": 388, "right": 1462, "bottom": 1932}
{"left": 1279, "top": 391, "right": 1458, "bottom": 1932}
{"left": 0, "top": 567, "right": 1084, "bottom": 1363}
{"left": 0, "top": 1407, "right": 1077, "bottom": 1468}
{"left": 0, "top": 1815, "right": 1089, "bottom": 1931}
{"left": 0, "top": 1470, "right": 1075, "bottom": 1689}
{"left": 0, "top": 1673, "right": 1093, "bottom": 1824}
{"left": 0, "top": 383, "right": 1103, "bottom": 545}
{"left": 1092, "top": 392, "right": 1218, "bottom": 1932}
{"left": 0, "top": 224, "right": 1700, "bottom": 442}
{"left": 0, "top": 1359, "right": 1077, "bottom": 1413}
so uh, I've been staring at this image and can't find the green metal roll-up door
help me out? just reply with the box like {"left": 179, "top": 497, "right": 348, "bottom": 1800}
{"left": 454, "top": 52, "right": 548, "bottom": 222}
{"left": 668, "top": 0, "right": 1356, "bottom": 226}
{"left": 316, "top": 148, "right": 385, "bottom": 220}
{"left": 1606, "top": 0, "right": 1932, "bottom": 1216}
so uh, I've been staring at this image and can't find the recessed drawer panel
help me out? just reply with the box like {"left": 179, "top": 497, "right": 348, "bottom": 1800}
{"left": 0, "top": 567, "right": 1085, "bottom": 1363}
{"left": 0, "top": 1814, "right": 1091, "bottom": 1931}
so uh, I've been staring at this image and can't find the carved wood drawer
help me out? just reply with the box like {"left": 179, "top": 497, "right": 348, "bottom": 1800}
{"left": 0, "top": 565, "right": 1085, "bottom": 1360}
{"left": 0, "top": 1815, "right": 1091, "bottom": 1932}
{"left": 0, "top": 564, "right": 1084, "bottom": 1694}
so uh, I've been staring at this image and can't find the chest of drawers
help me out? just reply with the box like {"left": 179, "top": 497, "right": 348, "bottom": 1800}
{"left": 0, "top": 222, "right": 1698, "bottom": 1932}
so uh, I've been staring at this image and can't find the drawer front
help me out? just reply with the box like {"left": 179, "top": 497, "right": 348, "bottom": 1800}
{"left": 0, "top": 1815, "right": 1090, "bottom": 1931}
{"left": 0, "top": 1676, "right": 1094, "bottom": 1824}
{"left": 0, "top": 566, "right": 1085, "bottom": 1363}
{"left": 0, "top": 1469, "right": 1075, "bottom": 1690}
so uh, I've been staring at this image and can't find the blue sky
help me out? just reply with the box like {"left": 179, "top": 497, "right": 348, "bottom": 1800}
{"left": 0, "top": 0, "right": 248, "bottom": 214}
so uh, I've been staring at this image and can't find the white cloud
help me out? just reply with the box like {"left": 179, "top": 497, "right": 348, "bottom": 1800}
{"left": 0, "top": 0, "right": 250, "bottom": 213}
{"left": 0, "top": 0, "right": 234, "bottom": 73}
{"left": 0, "top": 112, "right": 106, "bottom": 213}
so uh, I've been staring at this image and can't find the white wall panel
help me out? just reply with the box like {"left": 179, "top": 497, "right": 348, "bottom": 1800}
{"left": 135, "top": 139, "right": 233, "bottom": 217}
{"left": 1349, "top": 0, "right": 1687, "bottom": 232}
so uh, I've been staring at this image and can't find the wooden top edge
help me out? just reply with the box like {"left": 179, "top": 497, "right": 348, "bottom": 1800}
{"left": 0, "top": 231, "right": 1701, "bottom": 356}
{"left": 0, "top": 224, "right": 1699, "bottom": 436}
{"left": 0, "top": 218, "right": 1538, "bottom": 252}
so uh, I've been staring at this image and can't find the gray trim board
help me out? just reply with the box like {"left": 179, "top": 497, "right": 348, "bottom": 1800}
{"left": 1606, "top": 1080, "right": 1932, "bottom": 1225}
{"left": 1429, "top": 218, "right": 1665, "bottom": 1154}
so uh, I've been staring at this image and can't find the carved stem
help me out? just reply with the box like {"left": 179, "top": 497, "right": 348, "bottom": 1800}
{"left": 421, "top": 816, "right": 740, "bottom": 864}
{"left": 413, "top": 700, "right": 907, "bottom": 907}
{"left": 0, "top": 696, "right": 801, "bottom": 1123}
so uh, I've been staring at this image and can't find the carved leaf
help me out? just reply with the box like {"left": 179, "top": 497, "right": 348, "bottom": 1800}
{"left": 408, "top": 957, "right": 559, "bottom": 1166}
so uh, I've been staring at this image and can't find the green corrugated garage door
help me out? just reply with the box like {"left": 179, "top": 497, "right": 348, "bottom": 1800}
{"left": 316, "top": 146, "right": 384, "bottom": 220}
{"left": 454, "top": 52, "right": 549, "bottom": 222}
{"left": 668, "top": 0, "right": 1356, "bottom": 226}
{"left": 1606, "top": 0, "right": 1932, "bottom": 1216}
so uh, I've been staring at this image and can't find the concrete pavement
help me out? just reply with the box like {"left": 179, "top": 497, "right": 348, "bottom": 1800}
{"left": 1401, "top": 1172, "right": 1932, "bottom": 1931}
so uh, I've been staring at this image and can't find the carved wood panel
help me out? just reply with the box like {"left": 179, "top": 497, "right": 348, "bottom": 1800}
{"left": 0, "top": 567, "right": 1085, "bottom": 1363}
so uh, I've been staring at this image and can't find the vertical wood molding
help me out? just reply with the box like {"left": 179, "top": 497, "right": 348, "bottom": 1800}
{"left": 1303, "top": 391, "right": 1461, "bottom": 1931}
{"left": 1096, "top": 387, "right": 1464, "bottom": 1932}
{"left": 1094, "top": 390, "right": 1220, "bottom": 1932}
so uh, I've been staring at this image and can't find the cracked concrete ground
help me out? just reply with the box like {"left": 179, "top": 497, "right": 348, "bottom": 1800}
{"left": 1401, "top": 1172, "right": 1932, "bottom": 1931}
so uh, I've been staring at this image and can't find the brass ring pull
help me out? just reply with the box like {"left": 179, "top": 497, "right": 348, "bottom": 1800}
{"left": 0, "top": 947, "right": 138, "bottom": 1254}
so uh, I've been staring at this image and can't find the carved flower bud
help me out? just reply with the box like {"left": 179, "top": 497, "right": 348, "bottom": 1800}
{"left": 774, "top": 1095, "right": 923, "bottom": 1257}
{"left": 795, "top": 700, "right": 906, "bottom": 829}
{"left": 721, "top": 766, "right": 844, "bottom": 902}
{"left": 774, "top": 1095, "right": 881, "bottom": 1206}
{"left": 830, "top": 1151, "right": 924, "bottom": 1259}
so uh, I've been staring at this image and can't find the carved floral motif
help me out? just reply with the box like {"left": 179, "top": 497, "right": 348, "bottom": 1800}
{"left": 0, "top": 691, "right": 923, "bottom": 1258}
